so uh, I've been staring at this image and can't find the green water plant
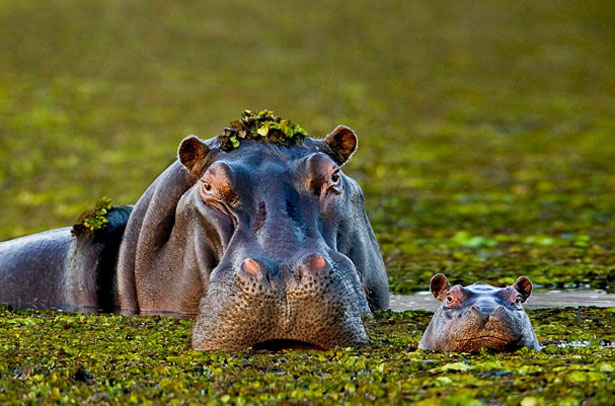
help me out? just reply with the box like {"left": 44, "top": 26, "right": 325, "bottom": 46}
{"left": 1, "top": 306, "right": 613, "bottom": 405}
{"left": 218, "top": 109, "right": 308, "bottom": 151}
{"left": 70, "top": 197, "right": 112, "bottom": 237}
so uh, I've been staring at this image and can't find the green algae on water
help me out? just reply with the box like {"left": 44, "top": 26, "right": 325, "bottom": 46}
{"left": 70, "top": 196, "right": 112, "bottom": 237}
{"left": 218, "top": 109, "right": 308, "bottom": 151}
{"left": 1, "top": 306, "right": 613, "bottom": 405}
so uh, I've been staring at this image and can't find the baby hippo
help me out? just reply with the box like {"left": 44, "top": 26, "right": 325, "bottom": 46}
{"left": 419, "top": 273, "right": 540, "bottom": 353}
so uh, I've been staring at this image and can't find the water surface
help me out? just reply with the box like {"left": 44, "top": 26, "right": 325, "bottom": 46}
{"left": 389, "top": 289, "right": 615, "bottom": 312}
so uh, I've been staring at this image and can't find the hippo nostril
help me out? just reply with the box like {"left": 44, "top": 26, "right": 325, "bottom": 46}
{"left": 490, "top": 306, "right": 506, "bottom": 319}
{"left": 470, "top": 305, "right": 490, "bottom": 321}
{"left": 310, "top": 255, "right": 327, "bottom": 272}
{"left": 241, "top": 258, "right": 261, "bottom": 275}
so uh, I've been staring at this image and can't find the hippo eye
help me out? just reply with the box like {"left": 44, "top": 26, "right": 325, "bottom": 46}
{"left": 201, "top": 180, "right": 213, "bottom": 193}
{"left": 331, "top": 171, "right": 340, "bottom": 184}
{"left": 513, "top": 296, "right": 522, "bottom": 306}
{"left": 445, "top": 294, "right": 456, "bottom": 307}
{"left": 327, "top": 170, "right": 342, "bottom": 194}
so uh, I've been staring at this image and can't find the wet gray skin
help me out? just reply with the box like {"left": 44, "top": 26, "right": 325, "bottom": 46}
{"left": 0, "top": 125, "right": 389, "bottom": 350}
{"left": 419, "top": 274, "right": 540, "bottom": 353}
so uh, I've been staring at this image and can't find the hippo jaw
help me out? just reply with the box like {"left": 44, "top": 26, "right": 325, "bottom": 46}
{"left": 419, "top": 274, "right": 540, "bottom": 353}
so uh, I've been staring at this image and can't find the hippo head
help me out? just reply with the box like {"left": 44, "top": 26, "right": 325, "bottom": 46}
{"left": 134, "top": 125, "right": 390, "bottom": 350}
{"left": 418, "top": 274, "right": 540, "bottom": 353}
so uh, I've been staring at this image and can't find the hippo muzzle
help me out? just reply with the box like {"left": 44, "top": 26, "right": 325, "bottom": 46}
{"left": 192, "top": 250, "right": 371, "bottom": 350}
{"left": 437, "top": 301, "right": 530, "bottom": 352}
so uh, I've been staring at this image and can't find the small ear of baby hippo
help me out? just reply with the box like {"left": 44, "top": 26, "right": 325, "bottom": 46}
{"left": 430, "top": 273, "right": 451, "bottom": 301}
{"left": 419, "top": 274, "right": 541, "bottom": 353}
{"left": 513, "top": 276, "right": 533, "bottom": 303}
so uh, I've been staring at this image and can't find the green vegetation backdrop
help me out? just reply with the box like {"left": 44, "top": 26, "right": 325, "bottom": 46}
{"left": 1, "top": 0, "right": 614, "bottom": 404}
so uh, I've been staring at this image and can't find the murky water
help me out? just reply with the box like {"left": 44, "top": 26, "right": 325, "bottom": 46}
{"left": 389, "top": 289, "right": 615, "bottom": 312}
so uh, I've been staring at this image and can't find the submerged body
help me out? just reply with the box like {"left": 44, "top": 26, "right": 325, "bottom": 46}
{"left": 419, "top": 274, "right": 540, "bottom": 353}
{"left": 0, "top": 122, "right": 389, "bottom": 350}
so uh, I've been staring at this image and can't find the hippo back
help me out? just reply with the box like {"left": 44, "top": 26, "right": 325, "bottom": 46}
{"left": 0, "top": 228, "right": 74, "bottom": 309}
{"left": 0, "top": 206, "right": 132, "bottom": 312}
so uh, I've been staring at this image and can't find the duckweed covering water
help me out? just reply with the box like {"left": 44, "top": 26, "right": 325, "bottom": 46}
{"left": 1, "top": 306, "right": 613, "bottom": 405}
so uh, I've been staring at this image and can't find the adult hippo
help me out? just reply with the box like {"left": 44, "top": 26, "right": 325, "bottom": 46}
{"left": 0, "top": 111, "right": 389, "bottom": 350}
{"left": 419, "top": 273, "right": 540, "bottom": 353}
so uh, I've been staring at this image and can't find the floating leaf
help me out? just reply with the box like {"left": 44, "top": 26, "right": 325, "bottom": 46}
{"left": 440, "top": 362, "right": 470, "bottom": 372}
{"left": 257, "top": 126, "right": 269, "bottom": 136}
{"left": 217, "top": 109, "right": 308, "bottom": 151}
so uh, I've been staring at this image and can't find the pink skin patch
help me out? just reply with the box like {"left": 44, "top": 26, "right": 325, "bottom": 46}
{"left": 242, "top": 258, "right": 261, "bottom": 275}
{"left": 310, "top": 255, "right": 327, "bottom": 272}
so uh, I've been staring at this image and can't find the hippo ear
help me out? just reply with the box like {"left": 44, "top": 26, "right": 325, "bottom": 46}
{"left": 513, "top": 276, "right": 533, "bottom": 303}
{"left": 430, "top": 273, "right": 451, "bottom": 301}
{"left": 324, "top": 125, "right": 358, "bottom": 165}
{"left": 178, "top": 135, "right": 210, "bottom": 177}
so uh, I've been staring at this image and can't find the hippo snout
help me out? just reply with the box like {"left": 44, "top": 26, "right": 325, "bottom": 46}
{"left": 238, "top": 253, "right": 330, "bottom": 283}
{"left": 191, "top": 251, "right": 372, "bottom": 350}
{"left": 469, "top": 304, "right": 491, "bottom": 321}
{"left": 468, "top": 304, "right": 508, "bottom": 322}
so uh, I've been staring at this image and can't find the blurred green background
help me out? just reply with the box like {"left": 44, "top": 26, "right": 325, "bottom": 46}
{"left": 1, "top": 0, "right": 614, "bottom": 292}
